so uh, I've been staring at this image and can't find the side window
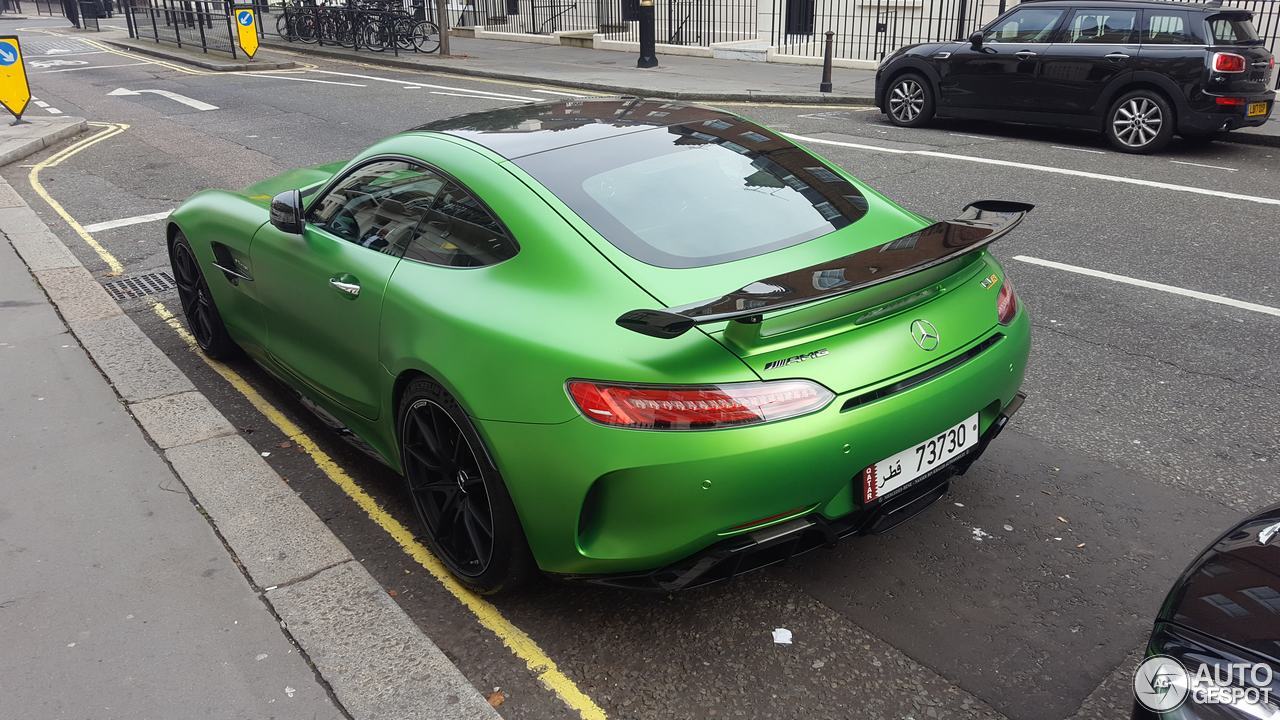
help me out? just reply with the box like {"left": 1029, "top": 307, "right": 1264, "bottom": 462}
{"left": 1208, "top": 16, "right": 1261, "bottom": 45}
{"left": 1143, "top": 10, "right": 1197, "bottom": 44}
{"left": 403, "top": 183, "right": 518, "bottom": 268}
{"left": 985, "top": 8, "right": 1066, "bottom": 43}
{"left": 308, "top": 160, "right": 445, "bottom": 256}
{"left": 1063, "top": 9, "right": 1137, "bottom": 43}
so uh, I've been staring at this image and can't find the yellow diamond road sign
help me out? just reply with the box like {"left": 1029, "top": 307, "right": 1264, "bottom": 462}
{"left": 234, "top": 6, "right": 259, "bottom": 59}
{"left": 0, "top": 35, "right": 31, "bottom": 121}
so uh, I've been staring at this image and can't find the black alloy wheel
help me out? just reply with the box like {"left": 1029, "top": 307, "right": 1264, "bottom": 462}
{"left": 170, "top": 233, "right": 238, "bottom": 359}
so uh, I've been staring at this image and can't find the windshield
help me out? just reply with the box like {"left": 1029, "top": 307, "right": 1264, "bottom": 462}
{"left": 1208, "top": 14, "right": 1262, "bottom": 45}
{"left": 515, "top": 119, "right": 870, "bottom": 268}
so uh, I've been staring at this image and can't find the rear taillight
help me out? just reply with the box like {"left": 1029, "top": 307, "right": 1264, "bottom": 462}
{"left": 1216, "top": 96, "right": 1247, "bottom": 106}
{"left": 1213, "top": 52, "right": 1247, "bottom": 73}
{"left": 566, "top": 379, "right": 833, "bottom": 430}
{"left": 996, "top": 281, "right": 1018, "bottom": 325}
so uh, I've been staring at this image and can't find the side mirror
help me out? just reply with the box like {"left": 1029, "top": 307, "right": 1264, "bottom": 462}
{"left": 269, "top": 190, "right": 304, "bottom": 234}
{"left": 969, "top": 31, "right": 984, "bottom": 47}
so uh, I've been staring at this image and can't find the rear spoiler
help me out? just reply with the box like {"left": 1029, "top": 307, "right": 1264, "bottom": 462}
{"left": 616, "top": 200, "right": 1033, "bottom": 339}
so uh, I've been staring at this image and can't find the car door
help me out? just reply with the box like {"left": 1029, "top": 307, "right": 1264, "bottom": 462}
{"left": 1037, "top": 7, "right": 1140, "bottom": 116}
{"left": 940, "top": 5, "right": 1068, "bottom": 112}
{"left": 251, "top": 159, "right": 445, "bottom": 420}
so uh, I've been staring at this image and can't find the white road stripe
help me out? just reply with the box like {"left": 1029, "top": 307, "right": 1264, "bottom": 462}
{"left": 34, "top": 100, "right": 49, "bottom": 107}
{"left": 39, "top": 62, "right": 151, "bottom": 73}
{"left": 1013, "top": 255, "right": 1280, "bottom": 318}
{"left": 783, "top": 133, "right": 1280, "bottom": 207}
{"left": 1170, "top": 160, "right": 1238, "bottom": 172}
{"left": 40, "top": 50, "right": 106, "bottom": 57}
{"left": 82, "top": 211, "right": 173, "bottom": 233}
{"left": 45, "top": 107, "right": 62, "bottom": 114}
{"left": 1051, "top": 145, "right": 1106, "bottom": 154}
{"left": 238, "top": 73, "right": 365, "bottom": 87}
{"left": 307, "top": 69, "right": 540, "bottom": 101}
{"left": 949, "top": 133, "right": 994, "bottom": 140}
{"left": 429, "top": 90, "right": 526, "bottom": 103}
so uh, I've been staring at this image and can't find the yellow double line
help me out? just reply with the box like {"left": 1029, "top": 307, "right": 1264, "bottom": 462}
{"left": 31, "top": 123, "right": 607, "bottom": 720}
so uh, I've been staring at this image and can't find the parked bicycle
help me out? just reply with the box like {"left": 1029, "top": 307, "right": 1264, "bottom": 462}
{"left": 276, "top": 0, "right": 439, "bottom": 53}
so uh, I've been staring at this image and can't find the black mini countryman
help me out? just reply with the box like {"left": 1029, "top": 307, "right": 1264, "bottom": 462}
{"left": 874, "top": 0, "right": 1275, "bottom": 153}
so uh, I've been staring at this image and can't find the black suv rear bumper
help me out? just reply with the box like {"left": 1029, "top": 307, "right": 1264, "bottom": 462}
{"left": 1182, "top": 90, "right": 1275, "bottom": 134}
{"left": 563, "top": 392, "right": 1026, "bottom": 592}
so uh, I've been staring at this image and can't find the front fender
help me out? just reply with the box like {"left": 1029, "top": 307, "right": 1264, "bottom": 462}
{"left": 877, "top": 56, "right": 943, "bottom": 110}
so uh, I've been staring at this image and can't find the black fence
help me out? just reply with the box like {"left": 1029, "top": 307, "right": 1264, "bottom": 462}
{"left": 771, "top": 0, "right": 1007, "bottom": 60}
{"left": 462, "top": 0, "right": 756, "bottom": 46}
{"left": 125, "top": 0, "right": 268, "bottom": 57}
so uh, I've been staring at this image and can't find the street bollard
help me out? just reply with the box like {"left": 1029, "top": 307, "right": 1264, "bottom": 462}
{"left": 636, "top": 0, "right": 657, "bottom": 69}
{"left": 819, "top": 30, "right": 834, "bottom": 93}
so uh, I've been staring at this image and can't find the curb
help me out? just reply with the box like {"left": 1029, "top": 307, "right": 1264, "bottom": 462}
{"left": 0, "top": 158, "right": 498, "bottom": 719}
{"left": 1219, "top": 128, "right": 1280, "bottom": 148}
{"left": 0, "top": 117, "right": 87, "bottom": 167}
{"left": 260, "top": 38, "right": 875, "bottom": 104}
{"left": 99, "top": 37, "right": 298, "bottom": 71}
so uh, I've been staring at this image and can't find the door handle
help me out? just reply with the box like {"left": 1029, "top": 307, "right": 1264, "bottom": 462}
{"left": 329, "top": 276, "right": 361, "bottom": 298}
{"left": 1014, "top": 50, "right": 1037, "bottom": 59}
{"left": 1105, "top": 52, "right": 1130, "bottom": 60}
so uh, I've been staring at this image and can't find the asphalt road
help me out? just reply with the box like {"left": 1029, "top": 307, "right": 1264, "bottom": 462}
{"left": 8, "top": 17, "right": 1279, "bottom": 720}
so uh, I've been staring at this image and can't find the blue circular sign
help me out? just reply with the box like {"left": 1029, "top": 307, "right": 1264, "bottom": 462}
{"left": 0, "top": 41, "right": 17, "bottom": 67}
{"left": 237, "top": 10, "right": 254, "bottom": 26}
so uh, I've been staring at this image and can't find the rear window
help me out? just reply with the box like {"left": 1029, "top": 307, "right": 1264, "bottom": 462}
{"left": 1208, "top": 15, "right": 1262, "bottom": 45}
{"left": 514, "top": 119, "right": 870, "bottom": 268}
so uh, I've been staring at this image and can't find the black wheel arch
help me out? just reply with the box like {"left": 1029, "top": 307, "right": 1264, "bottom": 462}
{"left": 1100, "top": 73, "right": 1184, "bottom": 130}
{"left": 877, "top": 60, "right": 942, "bottom": 111}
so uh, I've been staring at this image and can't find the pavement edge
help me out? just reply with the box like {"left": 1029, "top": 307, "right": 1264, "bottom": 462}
{"left": 0, "top": 126, "right": 500, "bottom": 720}
{"left": 99, "top": 36, "right": 298, "bottom": 71}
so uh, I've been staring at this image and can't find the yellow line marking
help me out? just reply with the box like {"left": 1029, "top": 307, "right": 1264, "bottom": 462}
{"left": 24, "top": 113, "right": 607, "bottom": 720}
{"left": 79, "top": 37, "right": 209, "bottom": 75}
{"left": 153, "top": 303, "right": 607, "bottom": 720}
{"left": 29, "top": 122, "right": 130, "bottom": 276}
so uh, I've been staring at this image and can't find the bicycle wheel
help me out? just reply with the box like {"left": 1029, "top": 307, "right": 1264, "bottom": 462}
{"left": 276, "top": 11, "right": 292, "bottom": 40}
{"left": 296, "top": 10, "right": 318, "bottom": 43}
{"left": 394, "top": 16, "right": 415, "bottom": 51}
{"left": 361, "top": 18, "right": 386, "bottom": 51}
{"left": 411, "top": 20, "right": 439, "bottom": 53}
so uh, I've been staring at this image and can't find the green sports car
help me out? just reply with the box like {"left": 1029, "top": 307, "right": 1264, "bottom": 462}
{"left": 167, "top": 98, "right": 1031, "bottom": 594}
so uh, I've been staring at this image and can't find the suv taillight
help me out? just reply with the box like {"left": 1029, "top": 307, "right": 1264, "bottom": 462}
{"left": 1213, "top": 52, "right": 1247, "bottom": 73}
{"left": 566, "top": 379, "right": 833, "bottom": 430}
{"left": 996, "top": 281, "right": 1018, "bottom": 325}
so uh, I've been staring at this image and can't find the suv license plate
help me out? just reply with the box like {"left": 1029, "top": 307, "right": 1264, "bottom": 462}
{"left": 1248, "top": 102, "right": 1269, "bottom": 117}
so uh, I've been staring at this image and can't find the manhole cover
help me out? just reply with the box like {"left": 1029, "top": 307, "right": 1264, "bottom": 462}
{"left": 102, "top": 271, "right": 176, "bottom": 301}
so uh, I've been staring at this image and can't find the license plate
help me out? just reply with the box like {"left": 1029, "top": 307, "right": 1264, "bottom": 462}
{"left": 1248, "top": 101, "right": 1269, "bottom": 117}
{"left": 863, "top": 413, "right": 980, "bottom": 503}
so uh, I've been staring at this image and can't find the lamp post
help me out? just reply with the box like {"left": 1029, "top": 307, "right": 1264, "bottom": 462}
{"left": 636, "top": 0, "right": 657, "bottom": 68}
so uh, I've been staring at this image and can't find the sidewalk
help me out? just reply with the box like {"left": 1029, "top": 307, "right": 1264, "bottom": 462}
{"left": 0, "top": 212, "right": 343, "bottom": 718}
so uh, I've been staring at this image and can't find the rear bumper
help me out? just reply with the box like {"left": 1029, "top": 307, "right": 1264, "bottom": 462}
{"left": 562, "top": 392, "right": 1026, "bottom": 591}
{"left": 1181, "top": 90, "right": 1275, "bottom": 134}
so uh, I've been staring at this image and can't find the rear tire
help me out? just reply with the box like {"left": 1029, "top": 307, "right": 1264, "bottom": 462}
{"left": 397, "top": 377, "right": 536, "bottom": 595}
{"left": 884, "top": 72, "right": 935, "bottom": 128}
{"left": 1105, "top": 89, "right": 1174, "bottom": 154}
{"left": 169, "top": 232, "right": 239, "bottom": 360}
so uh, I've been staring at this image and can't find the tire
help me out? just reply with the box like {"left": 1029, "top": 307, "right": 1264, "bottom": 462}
{"left": 397, "top": 377, "right": 536, "bottom": 594}
{"left": 275, "top": 12, "right": 291, "bottom": 41}
{"left": 169, "top": 232, "right": 239, "bottom": 360}
{"left": 1105, "top": 89, "right": 1174, "bottom": 154}
{"left": 884, "top": 72, "right": 935, "bottom": 128}
{"left": 411, "top": 20, "right": 440, "bottom": 53}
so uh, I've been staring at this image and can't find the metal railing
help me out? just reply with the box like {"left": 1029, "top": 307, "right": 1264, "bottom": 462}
{"left": 465, "top": 0, "right": 755, "bottom": 46}
{"left": 125, "top": 0, "right": 267, "bottom": 57}
{"left": 272, "top": 1, "right": 443, "bottom": 53}
{"left": 770, "top": 0, "right": 1009, "bottom": 61}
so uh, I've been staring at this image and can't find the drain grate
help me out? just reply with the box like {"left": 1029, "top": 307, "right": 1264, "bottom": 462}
{"left": 102, "top": 271, "right": 176, "bottom": 301}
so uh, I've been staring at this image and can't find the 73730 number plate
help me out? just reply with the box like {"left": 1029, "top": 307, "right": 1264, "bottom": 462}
{"left": 862, "top": 413, "right": 980, "bottom": 504}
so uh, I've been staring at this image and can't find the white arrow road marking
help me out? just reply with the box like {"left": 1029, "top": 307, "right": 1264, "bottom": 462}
{"left": 783, "top": 133, "right": 1280, "bottom": 207}
{"left": 107, "top": 87, "right": 218, "bottom": 111}
{"left": 83, "top": 210, "right": 173, "bottom": 233}
{"left": 1013, "top": 255, "right": 1280, "bottom": 318}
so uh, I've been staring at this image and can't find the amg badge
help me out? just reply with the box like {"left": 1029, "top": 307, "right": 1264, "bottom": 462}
{"left": 764, "top": 349, "right": 830, "bottom": 371}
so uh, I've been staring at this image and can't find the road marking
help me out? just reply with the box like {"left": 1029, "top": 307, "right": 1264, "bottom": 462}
{"left": 77, "top": 36, "right": 208, "bottom": 75}
{"left": 784, "top": 133, "right": 1280, "bottom": 207}
{"left": 1170, "top": 159, "right": 1238, "bottom": 172}
{"left": 83, "top": 210, "right": 173, "bottom": 233}
{"left": 949, "top": 133, "right": 994, "bottom": 140}
{"left": 530, "top": 88, "right": 586, "bottom": 97}
{"left": 238, "top": 72, "right": 365, "bottom": 87}
{"left": 28, "top": 122, "right": 129, "bottom": 275}
{"left": 429, "top": 90, "right": 526, "bottom": 103}
{"left": 1051, "top": 145, "right": 1106, "bottom": 154}
{"left": 27, "top": 122, "right": 607, "bottom": 720}
{"left": 1013, "top": 255, "right": 1280, "bottom": 318}
{"left": 306, "top": 69, "right": 541, "bottom": 101}
{"left": 40, "top": 50, "right": 106, "bottom": 56}
{"left": 39, "top": 61, "right": 152, "bottom": 73}
{"left": 108, "top": 87, "right": 219, "bottom": 111}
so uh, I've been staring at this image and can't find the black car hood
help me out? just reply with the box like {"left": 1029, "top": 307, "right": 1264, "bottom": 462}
{"left": 1160, "top": 503, "right": 1280, "bottom": 664}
